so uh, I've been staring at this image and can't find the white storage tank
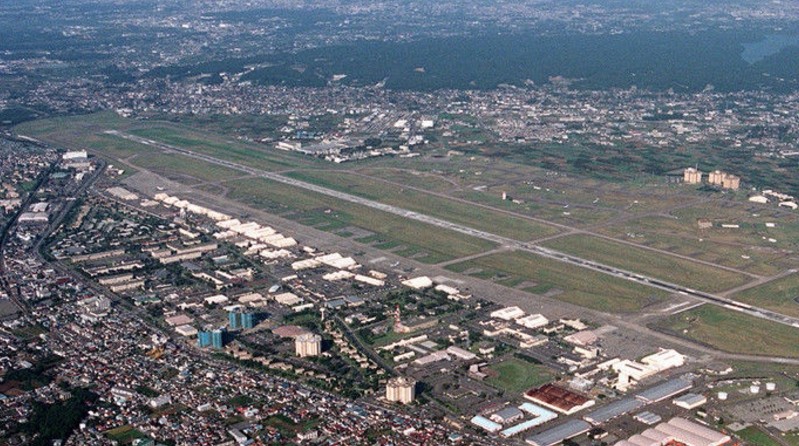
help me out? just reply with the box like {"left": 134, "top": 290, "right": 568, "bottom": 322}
{"left": 750, "top": 385, "right": 760, "bottom": 394}
{"left": 766, "top": 382, "right": 776, "bottom": 391}
{"left": 717, "top": 391, "right": 728, "bottom": 400}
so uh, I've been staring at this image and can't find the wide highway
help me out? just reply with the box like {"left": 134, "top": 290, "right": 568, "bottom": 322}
{"left": 107, "top": 130, "right": 799, "bottom": 330}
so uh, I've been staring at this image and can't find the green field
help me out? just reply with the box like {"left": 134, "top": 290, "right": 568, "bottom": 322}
{"left": 105, "top": 425, "right": 146, "bottom": 444}
{"left": 286, "top": 170, "right": 561, "bottom": 241}
{"left": 15, "top": 111, "right": 133, "bottom": 139}
{"left": 732, "top": 273, "right": 799, "bottom": 318}
{"left": 224, "top": 177, "right": 497, "bottom": 263}
{"left": 543, "top": 234, "right": 751, "bottom": 293}
{"left": 735, "top": 427, "right": 781, "bottom": 446}
{"left": 485, "top": 358, "right": 554, "bottom": 394}
{"left": 600, "top": 201, "right": 799, "bottom": 276}
{"left": 457, "top": 188, "right": 619, "bottom": 228}
{"left": 263, "top": 414, "right": 320, "bottom": 436}
{"left": 14, "top": 113, "right": 319, "bottom": 174}
{"left": 365, "top": 329, "right": 422, "bottom": 348}
{"left": 356, "top": 167, "right": 459, "bottom": 192}
{"left": 87, "top": 133, "right": 160, "bottom": 159}
{"left": 446, "top": 250, "right": 667, "bottom": 312}
{"left": 658, "top": 305, "right": 799, "bottom": 358}
{"left": 129, "top": 126, "right": 311, "bottom": 171}
{"left": 598, "top": 220, "right": 790, "bottom": 277}
{"left": 131, "top": 152, "right": 243, "bottom": 183}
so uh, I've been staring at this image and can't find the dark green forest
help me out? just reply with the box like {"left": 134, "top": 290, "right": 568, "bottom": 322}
{"left": 148, "top": 29, "right": 799, "bottom": 92}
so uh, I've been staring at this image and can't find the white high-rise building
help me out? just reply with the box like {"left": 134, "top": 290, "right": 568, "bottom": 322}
{"left": 295, "top": 333, "right": 322, "bottom": 357}
{"left": 386, "top": 376, "right": 416, "bottom": 404}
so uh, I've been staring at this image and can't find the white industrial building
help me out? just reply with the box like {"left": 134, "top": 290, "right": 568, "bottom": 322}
{"left": 515, "top": 314, "right": 549, "bottom": 329}
{"left": 204, "top": 294, "right": 229, "bottom": 305}
{"left": 175, "top": 325, "right": 198, "bottom": 337}
{"left": 402, "top": 276, "right": 433, "bottom": 289}
{"left": 564, "top": 330, "right": 599, "bottom": 347}
{"left": 63, "top": 150, "right": 88, "bottom": 160}
{"left": 491, "top": 306, "right": 526, "bottom": 321}
{"left": 641, "top": 349, "right": 685, "bottom": 369}
{"left": 274, "top": 292, "right": 303, "bottom": 306}
{"left": 106, "top": 186, "right": 139, "bottom": 201}
{"left": 673, "top": 393, "right": 707, "bottom": 410}
{"left": 613, "top": 349, "right": 685, "bottom": 391}
{"left": 354, "top": 274, "right": 384, "bottom": 286}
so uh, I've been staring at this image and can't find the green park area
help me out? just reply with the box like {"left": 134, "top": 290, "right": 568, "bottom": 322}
{"left": 485, "top": 358, "right": 554, "bottom": 394}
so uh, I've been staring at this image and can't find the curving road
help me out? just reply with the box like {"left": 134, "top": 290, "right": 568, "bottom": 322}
{"left": 107, "top": 130, "right": 799, "bottom": 331}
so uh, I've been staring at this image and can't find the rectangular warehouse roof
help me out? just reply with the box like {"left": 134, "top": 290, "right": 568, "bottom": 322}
{"left": 614, "top": 418, "right": 730, "bottom": 446}
{"left": 525, "top": 384, "right": 595, "bottom": 415}
{"left": 525, "top": 419, "right": 591, "bottom": 446}
{"left": 583, "top": 397, "right": 644, "bottom": 425}
{"left": 471, "top": 415, "right": 502, "bottom": 433}
{"left": 635, "top": 377, "right": 692, "bottom": 403}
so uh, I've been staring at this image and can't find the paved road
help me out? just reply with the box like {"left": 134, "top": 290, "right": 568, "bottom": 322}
{"left": 0, "top": 163, "right": 57, "bottom": 316}
{"left": 107, "top": 131, "right": 799, "bottom": 330}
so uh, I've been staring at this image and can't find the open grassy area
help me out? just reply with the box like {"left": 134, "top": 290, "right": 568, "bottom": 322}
{"left": 356, "top": 167, "right": 459, "bottom": 192}
{"left": 731, "top": 273, "right": 799, "bottom": 318}
{"left": 472, "top": 171, "right": 689, "bottom": 218}
{"left": 657, "top": 305, "right": 799, "bottom": 358}
{"left": 784, "top": 432, "right": 799, "bottom": 446}
{"left": 14, "top": 114, "right": 160, "bottom": 165}
{"left": 105, "top": 425, "right": 146, "bottom": 444}
{"left": 131, "top": 152, "right": 243, "bottom": 183}
{"left": 601, "top": 221, "right": 789, "bottom": 277}
{"left": 446, "top": 250, "right": 667, "bottom": 313}
{"left": 129, "top": 126, "right": 312, "bottom": 171}
{"left": 224, "top": 177, "right": 497, "bottom": 263}
{"left": 543, "top": 234, "right": 751, "bottom": 293}
{"left": 264, "top": 414, "right": 320, "bottom": 436}
{"left": 16, "top": 113, "right": 312, "bottom": 173}
{"left": 86, "top": 133, "right": 160, "bottom": 159}
{"left": 720, "top": 360, "right": 799, "bottom": 395}
{"left": 600, "top": 200, "right": 799, "bottom": 276}
{"left": 15, "top": 111, "right": 133, "bottom": 140}
{"left": 485, "top": 358, "right": 554, "bottom": 394}
{"left": 286, "top": 169, "right": 561, "bottom": 241}
{"left": 457, "top": 188, "right": 619, "bottom": 228}
{"left": 735, "top": 427, "right": 781, "bottom": 446}
{"left": 365, "top": 329, "right": 421, "bottom": 348}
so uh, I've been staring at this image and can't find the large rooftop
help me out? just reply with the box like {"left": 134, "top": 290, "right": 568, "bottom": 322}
{"left": 525, "top": 384, "right": 594, "bottom": 414}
